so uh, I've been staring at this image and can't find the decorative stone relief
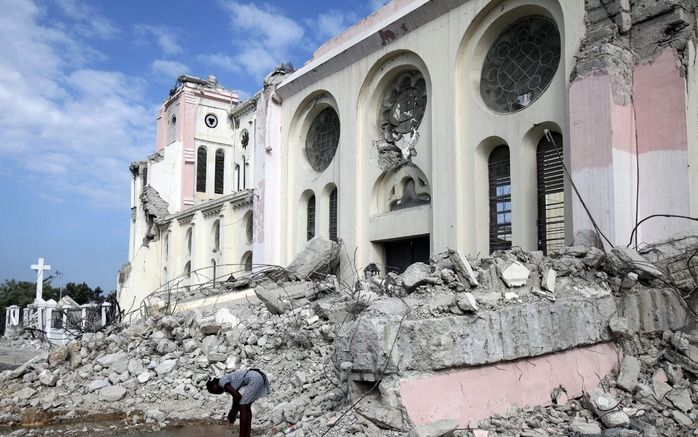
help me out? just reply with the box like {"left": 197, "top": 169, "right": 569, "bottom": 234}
{"left": 374, "top": 70, "right": 427, "bottom": 170}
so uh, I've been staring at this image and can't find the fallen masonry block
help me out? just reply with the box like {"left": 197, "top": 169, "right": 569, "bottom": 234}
{"left": 448, "top": 249, "right": 479, "bottom": 287}
{"left": 254, "top": 281, "right": 312, "bottom": 315}
{"left": 541, "top": 267, "right": 556, "bottom": 293}
{"left": 611, "top": 246, "right": 664, "bottom": 278}
{"left": 586, "top": 388, "right": 630, "bottom": 428}
{"left": 337, "top": 287, "right": 686, "bottom": 374}
{"left": 399, "top": 262, "right": 435, "bottom": 292}
{"left": 499, "top": 261, "right": 530, "bottom": 287}
{"left": 286, "top": 236, "right": 339, "bottom": 281}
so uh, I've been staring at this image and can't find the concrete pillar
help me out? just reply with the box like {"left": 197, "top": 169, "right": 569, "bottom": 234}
{"left": 101, "top": 302, "right": 111, "bottom": 327}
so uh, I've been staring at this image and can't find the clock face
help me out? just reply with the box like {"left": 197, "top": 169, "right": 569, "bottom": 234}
{"left": 205, "top": 113, "right": 218, "bottom": 128}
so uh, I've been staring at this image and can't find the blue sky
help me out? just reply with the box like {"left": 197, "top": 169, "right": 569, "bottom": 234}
{"left": 0, "top": 0, "right": 386, "bottom": 292}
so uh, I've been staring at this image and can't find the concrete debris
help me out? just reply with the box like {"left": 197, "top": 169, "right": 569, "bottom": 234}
{"left": 616, "top": 356, "right": 640, "bottom": 393}
{"left": 499, "top": 261, "right": 530, "bottom": 287}
{"left": 399, "top": 262, "right": 435, "bottom": 292}
{"left": 611, "top": 246, "right": 664, "bottom": 279}
{"left": 285, "top": 236, "right": 339, "bottom": 281}
{"left": 448, "top": 249, "right": 479, "bottom": 287}
{"left": 1, "top": 235, "right": 698, "bottom": 437}
{"left": 586, "top": 388, "right": 630, "bottom": 428}
{"left": 541, "top": 267, "right": 556, "bottom": 293}
{"left": 139, "top": 186, "right": 170, "bottom": 222}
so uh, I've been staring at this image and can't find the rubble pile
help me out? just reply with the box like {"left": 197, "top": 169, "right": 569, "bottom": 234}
{"left": 0, "top": 235, "right": 697, "bottom": 436}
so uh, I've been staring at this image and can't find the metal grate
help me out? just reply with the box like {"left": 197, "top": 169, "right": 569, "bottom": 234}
{"left": 480, "top": 16, "right": 560, "bottom": 113}
{"left": 306, "top": 108, "right": 340, "bottom": 172}
{"left": 307, "top": 195, "right": 316, "bottom": 241}
{"left": 329, "top": 188, "right": 338, "bottom": 241}
{"left": 214, "top": 149, "right": 225, "bottom": 194}
{"left": 196, "top": 147, "right": 207, "bottom": 193}
{"left": 489, "top": 145, "right": 512, "bottom": 252}
{"left": 537, "top": 133, "right": 565, "bottom": 254}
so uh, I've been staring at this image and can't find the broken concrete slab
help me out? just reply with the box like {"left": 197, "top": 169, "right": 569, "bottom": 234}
{"left": 399, "top": 262, "right": 435, "bottom": 292}
{"left": 154, "top": 359, "right": 177, "bottom": 376}
{"left": 541, "top": 268, "right": 556, "bottom": 293}
{"left": 616, "top": 356, "right": 640, "bottom": 393}
{"left": 254, "top": 281, "right": 312, "bottom": 314}
{"left": 570, "top": 417, "right": 602, "bottom": 436}
{"left": 455, "top": 293, "right": 478, "bottom": 313}
{"left": 286, "top": 236, "right": 339, "bottom": 281}
{"left": 611, "top": 246, "right": 664, "bottom": 278}
{"left": 337, "top": 288, "right": 686, "bottom": 374}
{"left": 499, "top": 261, "right": 530, "bottom": 287}
{"left": 448, "top": 249, "right": 479, "bottom": 287}
{"left": 586, "top": 388, "right": 629, "bottom": 428}
{"left": 408, "top": 419, "right": 458, "bottom": 437}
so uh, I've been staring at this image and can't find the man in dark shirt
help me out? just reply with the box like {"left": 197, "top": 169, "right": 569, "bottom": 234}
{"left": 206, "top": 368, "right": 271, "bottom": 437}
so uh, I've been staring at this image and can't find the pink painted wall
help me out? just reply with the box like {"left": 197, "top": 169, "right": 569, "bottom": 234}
{"left": 567, "top": 49, "right": 692, "bottom": 246}
{"left": 399, "top": 343, "right": 619, "bottom": 428}
{"left": 633, "top": 49, "right": 692, "bottom": 243}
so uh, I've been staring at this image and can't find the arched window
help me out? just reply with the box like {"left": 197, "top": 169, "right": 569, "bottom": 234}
{"left": 184, "top": 261, "right": 191, "bottom": 278}
{"left": 488, "top": 145, "right": 512, "bottom": 252}
{"left": 214, "top": 149, "right": 225, "bottom": 194}
{"left": 212, "top": 220, "right": 220, "bottom": 252}
{"left": 242, "top": 252, "right": 253, "bottom": 272}
{"left": 307, "top": 195, "right": 316, "bottom": 241}
{"left": 241, "top": 129, "right": 249, "bottom": 149}
{"left": 164, "top": 233, "right": 170, "bottom": 260}
{"left": 234, "top": 164, "right": 241, "bottom": 191}
{"left": 186, "top": 228, "right": 192, "bottom": 256}
{"left": 537, "top": 132, "right": 565, "bottom": 254}
{"left": 329, "top": 188, "right": 338, "bottom": 241}
{"left": 212, "top": 259, "right": 217, "bottom": 286}
{"left": 196, "top": 146, "right": 207, "bottom": 193}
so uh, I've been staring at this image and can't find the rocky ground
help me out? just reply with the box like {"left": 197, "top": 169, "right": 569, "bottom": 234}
{"left": 1, "top": 237, "right": 697, "bottom": 437}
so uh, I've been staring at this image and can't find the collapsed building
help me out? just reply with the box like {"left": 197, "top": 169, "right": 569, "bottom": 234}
{"left": 82, "top": 0, "right": 698, "bottom": 435}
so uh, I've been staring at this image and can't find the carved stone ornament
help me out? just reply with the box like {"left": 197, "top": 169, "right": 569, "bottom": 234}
{"left": 374, "top": 70, "right": 427, "bottom": 170}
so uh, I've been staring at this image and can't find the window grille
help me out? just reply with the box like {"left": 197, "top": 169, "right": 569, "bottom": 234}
{"left": 480, "top": 16, "right": 560, "bottom": 113}
{"left": 488, "top": 145, "right": 512, "bottom": 252}
{"left": 307, "top": 195, "right": 316, "bottom": 241}
{"left": 537, "top": 132, "right": 565, "bottom": 254}
{"left": 305, "top": 107, "right": 340, "bottom": 172}
{"left": 329, "top": 188, "right": 338, "bottom": 241}
{"left": 196, "top": 147, "right": 207, "bottom": 193}
{"left": 214, "top": 149, "right": 224, "bottom": 194}
{"left": 380, "top": 71, "right": 427, "bottom": 137}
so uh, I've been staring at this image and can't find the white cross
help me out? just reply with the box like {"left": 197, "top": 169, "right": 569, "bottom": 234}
{"left": 31, "top": 258, "right": 51, "bottom": 304}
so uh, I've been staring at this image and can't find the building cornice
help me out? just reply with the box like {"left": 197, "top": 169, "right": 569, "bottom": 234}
{"left": 158, "top": 190, "right": 254, "bottom": 226}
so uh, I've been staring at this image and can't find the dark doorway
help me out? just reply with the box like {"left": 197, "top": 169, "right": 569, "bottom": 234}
{"left": 383, "top": 235, "right": 430, "bottom": 274}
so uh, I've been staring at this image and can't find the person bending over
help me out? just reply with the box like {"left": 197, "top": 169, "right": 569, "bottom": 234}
{"left": 206, "top": 368, "right": 271, "bottom": 437}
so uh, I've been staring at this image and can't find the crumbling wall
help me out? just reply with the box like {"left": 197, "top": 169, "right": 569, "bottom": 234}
{"left": 573, "top": 0, "right": 697, "bottom": 104}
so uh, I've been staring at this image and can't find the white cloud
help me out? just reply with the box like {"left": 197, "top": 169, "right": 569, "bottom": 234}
{"left": 151, "top": 59, "right": 190, "bottom": 81}
{"left": 134, "top": 24, "right": 182, "bottom": 56}
{"left": 199, "top": 2, "right": 305, "bottom": 79}
{"left": 308, "top": 10, "right": 357, "bottom": 41}
{"left": 54, "top": 0, "right": 119, "bottom": 39}
{"left": 0, "top": 0, "right": 153, "bottom": 209}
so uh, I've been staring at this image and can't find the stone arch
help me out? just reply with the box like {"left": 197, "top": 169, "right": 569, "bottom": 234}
{"left": 289, "top": 90, "right": 341, "bottom": 174}
{"left": 371, "top": 164, "right": 431, "bottom": 215}
{"left": 241, "top": 251, "right": 253, "bottom": 272}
